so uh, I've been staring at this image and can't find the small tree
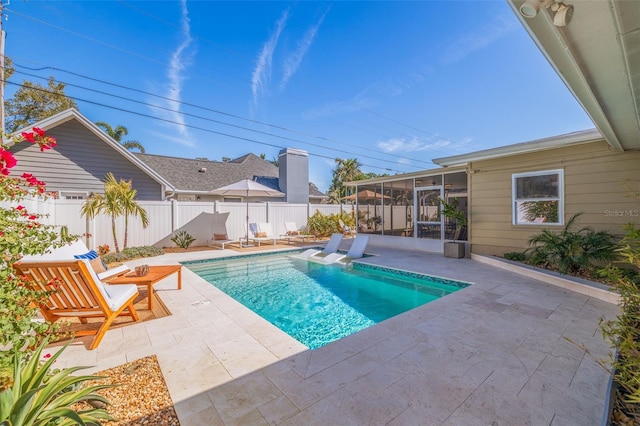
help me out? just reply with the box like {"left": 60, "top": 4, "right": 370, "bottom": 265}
{"left": 120, "top": 180, "right": 149, "bottom": 250}
{"left": 5, "top": 77, "right": 77, "bottom": 133}
{"left": 439, "top": 197, "right": 467, "bottom": 242}
{"left": 81, "top": 173, "right": 149, "bottom": 253}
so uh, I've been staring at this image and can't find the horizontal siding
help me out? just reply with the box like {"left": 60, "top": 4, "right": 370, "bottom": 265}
{"left": 469, "top": 140, "right": 640, "bottom": 256}
{"left": 10, "top": 120, "right": 163, "bottom": 200}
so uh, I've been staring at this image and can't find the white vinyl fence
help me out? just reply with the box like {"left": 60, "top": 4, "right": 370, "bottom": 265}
{"left": 6, "top": 198, "right": 346, "bottom": 250}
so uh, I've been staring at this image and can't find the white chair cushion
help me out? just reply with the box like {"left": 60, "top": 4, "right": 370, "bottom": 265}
{"left": 102, "top": 284, "right": 138, "bottom": 312}
{"left": 21, "top": 240, "right": 90, "bottom": 261}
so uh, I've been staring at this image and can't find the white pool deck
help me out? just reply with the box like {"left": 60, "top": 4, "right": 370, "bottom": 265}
{"left": 54, "top": 242, "right": 619, "bottom": 425}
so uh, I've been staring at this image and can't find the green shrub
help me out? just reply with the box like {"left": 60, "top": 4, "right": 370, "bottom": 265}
{"left": 504, "top": 251, "right": 525, "bottom": 261}
{"left": 102, "top": 245, "right": 163, "bottom": 264}
{"left": 171, "top": 230, "right": 195, "bottom": 249}
{"left": 307, "top": 210, "right": 356, "bottom": 237}
{"left": 307, "top": 211, "right": 337, "bottom": 238}
{"left": 600, "top": 223, "right": 640, "bottom": 417}
{"left": 526, "top": 213, "right": 618, "bottom": 274}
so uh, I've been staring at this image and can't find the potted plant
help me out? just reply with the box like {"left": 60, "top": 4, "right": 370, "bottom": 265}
{"left": 439, "top": 197, "right": 467, "bottom": 258}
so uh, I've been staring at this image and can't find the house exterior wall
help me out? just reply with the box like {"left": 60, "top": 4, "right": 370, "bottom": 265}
{"left": 11, "top": 119, "right": 163, "bottom": 200}
{"left": 469, "top": 140, "right": 640, "bottom": 256}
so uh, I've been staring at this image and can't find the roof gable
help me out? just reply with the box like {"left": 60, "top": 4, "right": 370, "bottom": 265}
{"left": 13, "top": 108, "right": 173, "bottom": 190}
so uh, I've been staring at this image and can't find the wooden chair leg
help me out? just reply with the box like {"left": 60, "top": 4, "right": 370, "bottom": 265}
{"left": 89, "top": 314, "right": 118, "bottom": 350}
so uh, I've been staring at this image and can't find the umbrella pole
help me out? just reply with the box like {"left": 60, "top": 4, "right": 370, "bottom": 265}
{"left": 246, "top": 194, "right": 250, "bottom": 247}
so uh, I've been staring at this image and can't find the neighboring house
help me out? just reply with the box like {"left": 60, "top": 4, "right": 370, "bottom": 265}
{"left": 10, "top": 109, "right": 326, "bottom": 203}
{"left": 134, "top": 148, "right": 327, "bottom": 203}
{"left": 347, "top": 0, "right": 640, "bottom": 256}
{"left": 9, "top": 109, "right": 171, "bottom": 201}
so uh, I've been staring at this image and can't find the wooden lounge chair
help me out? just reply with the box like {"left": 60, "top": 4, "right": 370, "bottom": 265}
{"left": 281, "top": 222, "right": 316, "bottom": 243}
{"left": 13, "top": 259, "right": 140, "bottom": 350}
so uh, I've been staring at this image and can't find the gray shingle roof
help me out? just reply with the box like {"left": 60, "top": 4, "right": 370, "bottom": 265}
{"left": 135, "top": 153, "right": 326, "bottom": 197}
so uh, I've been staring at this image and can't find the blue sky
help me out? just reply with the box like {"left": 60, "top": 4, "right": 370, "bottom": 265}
{"left": 3, "top": 1, "right": 594, "bottom": 192}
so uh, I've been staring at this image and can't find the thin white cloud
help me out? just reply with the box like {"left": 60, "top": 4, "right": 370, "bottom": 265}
{"left": 377, "top": 137, "right": 451, "bottom": 153}
{"left": 147, "top": 130, "right": 195, "bottom": 148}
{"left": 155, "top": 0, "right": 196, "bottom": 146}
{"left": 441, "top": 14, "right": 517, "bottom": 64}
{"left": 252, "top": 8, "right": 290, "bottom": 107}
{"left": 280, "top": 9, "right": 328, "bottom": 90}
{"left": 303, "top": 85, "right": 379, "bottom": 120}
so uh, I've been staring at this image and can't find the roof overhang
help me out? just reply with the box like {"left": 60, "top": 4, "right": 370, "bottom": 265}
{"left": 345, "top": 165, "right": 467, "bottom": 187}
{"left": 506, "top": 0, "right": 640, "bottom": 151}
{"left": 434, "top": 128, "right": 602, "bottom": 167}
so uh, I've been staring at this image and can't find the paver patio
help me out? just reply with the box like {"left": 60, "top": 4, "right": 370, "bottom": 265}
{"left": 54, "top": 242, "right": 619, "bottom": 425}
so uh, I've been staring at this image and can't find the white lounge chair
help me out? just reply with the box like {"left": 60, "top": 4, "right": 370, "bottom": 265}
{"left": 281, "top": 222, "right": 316, "bottom": 243}
{"left": 293, "top": 233, "right": 343, "bottom": 259}
{"left": 318, "top": 235, "right": 370, "bottom": 264}
{"left": 247, "top": 222, "right": 278, "bottom": 246}
{"left": 207, "top": 223, "right": 242, "bottom": 249}
{"left": 338, "top": 219, "right": 356, "bottom": 238}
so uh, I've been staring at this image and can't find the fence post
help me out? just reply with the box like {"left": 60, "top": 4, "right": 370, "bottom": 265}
{"left": 171, "top": 199, "right": 178, "bottom": 233}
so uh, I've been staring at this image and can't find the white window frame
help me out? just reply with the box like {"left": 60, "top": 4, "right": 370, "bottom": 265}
{"left": 59, "top": 191, "right": 88, "bottom": 200}
{"left": 512, "top": 169, "right": 564, "bottom": 226}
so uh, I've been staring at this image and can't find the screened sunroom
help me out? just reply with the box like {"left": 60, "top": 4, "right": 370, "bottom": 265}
{"left": 344, "top": 167, "right": 468, "bottom": 253}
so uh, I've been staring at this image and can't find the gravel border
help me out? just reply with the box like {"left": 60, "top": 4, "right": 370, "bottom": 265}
{"left": 77, "top": 355, "right": 180, "bottom": 425}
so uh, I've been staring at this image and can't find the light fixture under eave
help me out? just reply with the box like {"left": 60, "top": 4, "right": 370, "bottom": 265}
{"left": 551, "top": 2, "right": 573, "bottom": 26}
{"left": 519, "top": 0, "right": 573, "bottom": 27}
{"left": 519, "top": 0, "right": 552, "bottom": 18}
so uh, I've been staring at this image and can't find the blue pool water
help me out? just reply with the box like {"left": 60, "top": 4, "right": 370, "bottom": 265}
{"left": 184, "top": 252, "right": 469, "bottom": 349}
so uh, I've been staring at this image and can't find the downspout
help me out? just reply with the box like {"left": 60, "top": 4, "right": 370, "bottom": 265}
{"left": 466, "top": 162, "right": 473, "bottom": 255}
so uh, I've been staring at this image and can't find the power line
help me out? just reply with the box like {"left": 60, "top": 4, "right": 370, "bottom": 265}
{"left": 4, "top": 5, "right": 466, "bottom": 153}
{"left": 11, "top": 62, "right": 435, "bottom": 168}
{"left": 2, "top": 79, "right": 405, "bottom": 174}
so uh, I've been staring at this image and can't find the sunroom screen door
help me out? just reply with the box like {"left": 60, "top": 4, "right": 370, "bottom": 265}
{"left": 415, "top": 187, "right": 443, "bottom": 240}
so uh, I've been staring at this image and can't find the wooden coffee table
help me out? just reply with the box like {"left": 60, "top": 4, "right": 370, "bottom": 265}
{"left": 105, "top": 265, "right": 182, "bottom": 310}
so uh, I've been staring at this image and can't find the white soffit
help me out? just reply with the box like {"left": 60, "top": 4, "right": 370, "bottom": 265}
{"left": 507, "top": 0, "right": 640, "bottom": 151}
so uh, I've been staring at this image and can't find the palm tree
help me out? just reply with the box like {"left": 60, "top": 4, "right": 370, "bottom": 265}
{"left": 95, "top": 122, "right": 146, "bottom": 153}
{"left": 120, "top": 181, "right": 149, "bottom": 249}
{"left": 328, "top": 158, "right": 364, "bottom": 203}
{"left": 80, "top": 173, "right": 149, "bottom": 253}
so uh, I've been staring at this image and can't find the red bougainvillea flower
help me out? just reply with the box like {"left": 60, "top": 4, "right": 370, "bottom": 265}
{"left": 0, "top": 148, "right": 17, "bottom": 175}
{"left": 33, "top": 127, "right": 46, "bottom": 137}
{"left": 15, "top": 205, "right": 25, "bottom": 211}
{"left": 21, "top": 131, "right": 36, "bottom": 143}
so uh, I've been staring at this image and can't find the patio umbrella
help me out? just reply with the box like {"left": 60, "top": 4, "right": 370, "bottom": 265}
{"left": 210, "top": 179, "right": 284, "bottom": 246}
{"left": 342, "top": 189, "right": 391, "bottom": 202}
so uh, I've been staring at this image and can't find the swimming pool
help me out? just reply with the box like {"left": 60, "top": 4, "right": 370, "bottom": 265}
{"left": 183, "top": 251, "right": 470, "bottom": 349}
